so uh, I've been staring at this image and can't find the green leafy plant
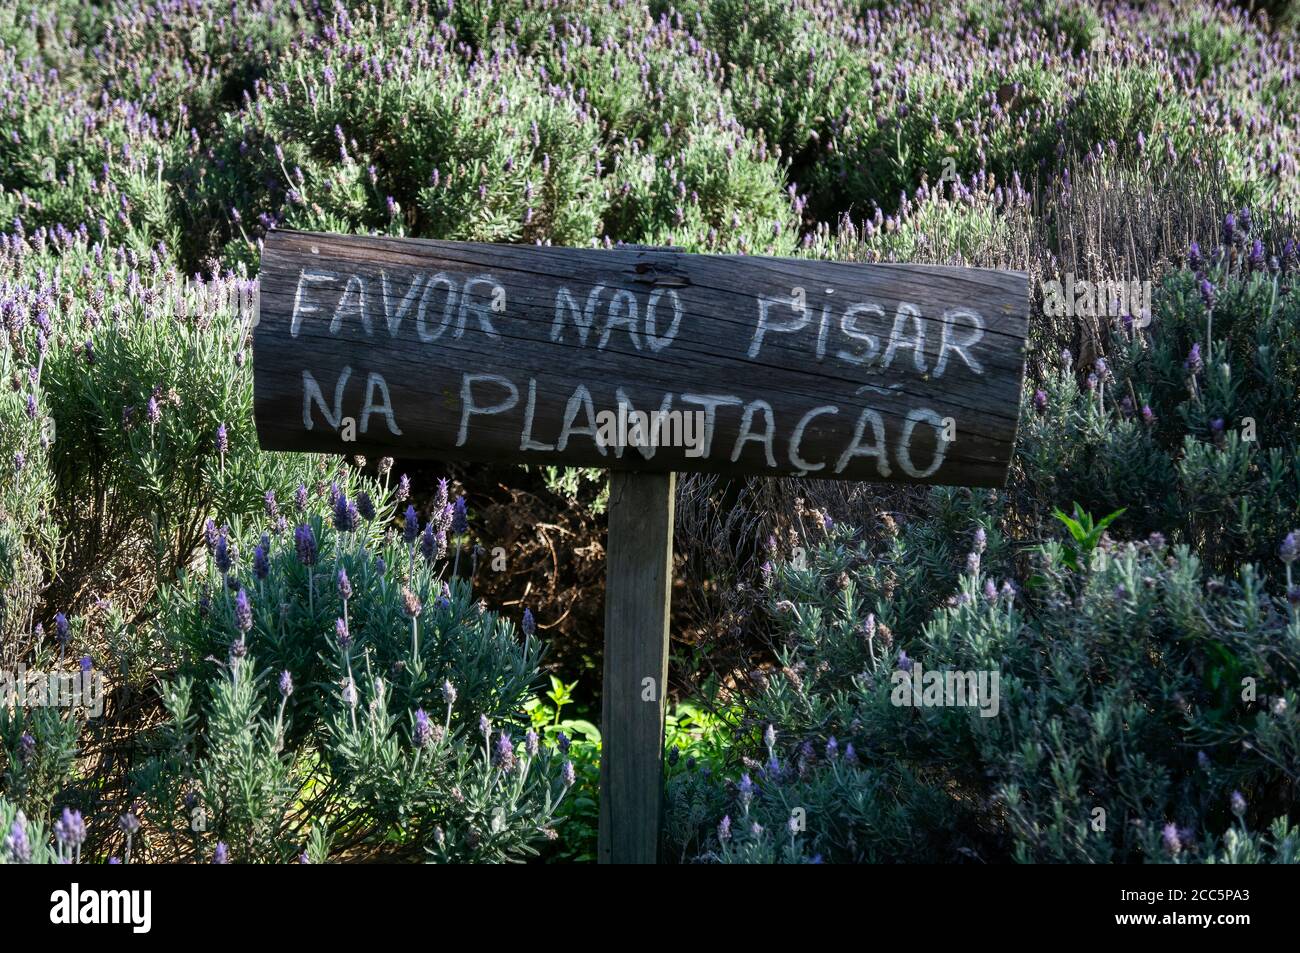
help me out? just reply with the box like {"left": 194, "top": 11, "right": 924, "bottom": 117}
{"left": 1052, "top": 503, "right": 1127, "bottom": 570}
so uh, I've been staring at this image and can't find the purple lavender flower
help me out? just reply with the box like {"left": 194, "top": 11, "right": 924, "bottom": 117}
{"left": 414, "top": 708, "right": 433, "bottom": 748}
{"left": 54, "top": 612, "right": 70, "bottom": 645}
{"left": 1187, "top": 242, "right": 1203, "bottom": 271}
{"left": 253, "top": 544, "right": 269, "bottom": 580}
{"left": 1184, "top": 342, "right": 1203, "bottom": 375}
{"left": 233, "top": 588, "right": 253, "bottom": 634}
{"left": 420, "top": 521, "right": 436, "bottom": 562}
{"left": 356, "top": 491, "right": 376, "bottom": 522}
{"left": 1230, "top": 790, "right": 1247, "bottom": 817}
{"left": 738, "top": 773, "right": 755, "bottom": 808}
{"left": 898, "top": 649, "right": 913, "bottom": 672}
{"left": 5, "top": 817, "right": 31, "bottom": 863}
{"left": 214, "top": 534, "right": 232, "bottom": 575}
{"left": 215, "top": 423, "right": 228, "bottom": 454}
{"left": 279, "top": 670, "right": 294, "bottom": 697}
{"left": 1141, "top": 403, "right": 1156, "bottom": 425}
{"left": 718, "top": 815, "right": 732, "bottom": 842}
{"left": 1199, "top": 279, "right": 1216, "bottom": 311}
{"left": 451, "top": 496, "right": 468, "bottom": 535}
{"left": 1222, "top": 212, "right": 1238, "bottom": 246}
{"left": 521, "top": 607, "right": 536, "bottom": 637}
{"left": 333, "top": 494, "right": 358, "bottom": 533}
{"left": 1248, "top": 239, "right": 1266, "bottom": 271}
{"left": 334, "top": 616, "right": 351, "bottom": 650}
{"left": 562, "top": 759, "right": 576, "bottom": 786}
{"left": 494, "top": 730, "right": 516, "bottom": 772}
{"left": 403, "top": 505, "right": 419, "bottom": 545}
{"left": 264, "top": 490, "right": 278, "bottom": 519}
{"left": 146, "top": 395, "right": 161, "bottom": 426}
{"left": 441, "top": 680, "right": 457, "bottom": 706}
{"left": 337, "top": 568, "right": 352, "bottom": 600}
{"left": 80, "top": 655, "right": 92, "bottom": 673}
{"left": 1033, "top": 388, "right": 1047, "bottom": 413}
{"left": 294, "top": 483, "right": 308, "bottom": 512}
{"left": 1280, "top": 532, "right": 1298, "bottom": 565}
{"left": 397, "top": 474, "right": 410, "bottom": 502}
{"left": 213, "top": 842, "right": 229, "bottom": 864}
{"left": 1162, "top": 822, "right": 1181, "bottom": 856}
{"left": 294, "top": 524, "right": 317, "bottom": 565}
{"left": 54, "top": 807, "right": 86, "bottom": 849}
{"left": 19, "top": 733, "right": 35, "bottom": 763}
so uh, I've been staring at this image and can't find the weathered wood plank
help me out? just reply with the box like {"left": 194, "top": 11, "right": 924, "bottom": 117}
{"left": 253, "top": 229, "right": 1029, "bottom": 486}
{"left": 598, "top": 470, "right": 675, "bottom": 864}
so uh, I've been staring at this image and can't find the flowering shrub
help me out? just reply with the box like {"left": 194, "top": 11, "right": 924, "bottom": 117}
{"left": 114, "top": 477, "right": 576, "bottom": 863}
{"left": 18, "top": 0, "right": 1293, "bottom": 273}
{"left": 663, "top": 217, "right": 1300, "bottom": 861}
{"left": 666, "top": 516, "right": 1300, "bottom": 863}
{"left": 1019, "top": 221, "right": 1300, "bottom": 575}
{"left": 0, "top": 314, "right": 57, "bottom": 669}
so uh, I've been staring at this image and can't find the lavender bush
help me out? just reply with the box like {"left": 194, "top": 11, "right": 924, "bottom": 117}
{"left": 667, "top": 235, "right": 1300, "bottom": 863}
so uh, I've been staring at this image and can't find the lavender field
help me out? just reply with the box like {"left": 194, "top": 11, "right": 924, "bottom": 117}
{"left": 2, "top": 0, "right": 1300, "bottom": 871}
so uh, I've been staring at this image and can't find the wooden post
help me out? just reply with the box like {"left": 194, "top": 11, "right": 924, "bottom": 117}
{"left": 598, "top": 470, "right": 675, "bottom": 864}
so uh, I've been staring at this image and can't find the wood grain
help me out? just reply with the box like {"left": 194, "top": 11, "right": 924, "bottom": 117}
{"left": 253, "top": 229, "right": 1028, "bottom": 486}
{"left": 598, "top": 471, "right": 675, "bottom": 864}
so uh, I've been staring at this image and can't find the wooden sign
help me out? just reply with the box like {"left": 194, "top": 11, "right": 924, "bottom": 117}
{"left": 253, "top": 230, "right": 1028, "bottom": 487}
{"left": 252, "top": 229, "right": 1028, "bottom": 865}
